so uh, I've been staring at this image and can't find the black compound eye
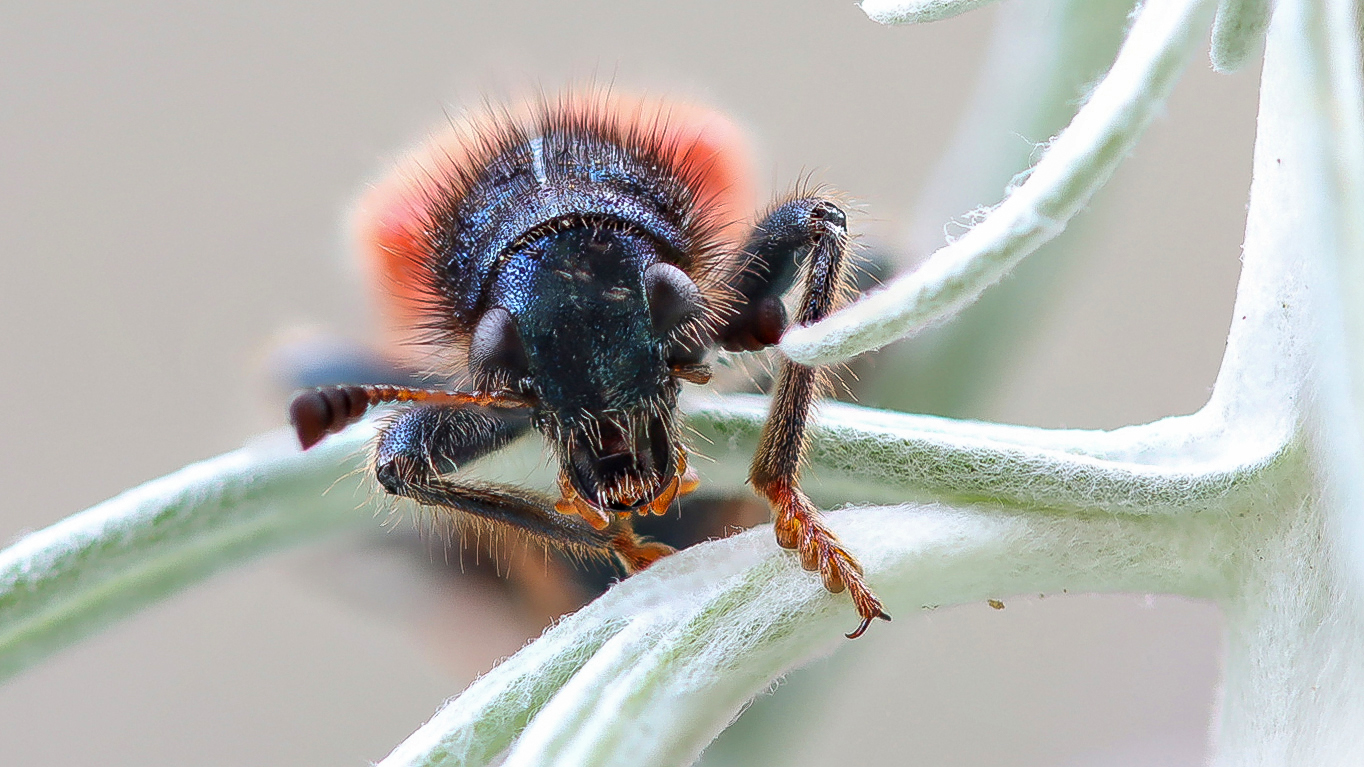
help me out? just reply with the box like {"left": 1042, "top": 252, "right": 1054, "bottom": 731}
{"left": 468, "top": 307, "right": 529, "bottom": 387}
{"left": 644, "top": 262, "right": 702, "bottom": 337}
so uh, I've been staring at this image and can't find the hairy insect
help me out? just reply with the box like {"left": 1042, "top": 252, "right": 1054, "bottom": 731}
{"left": 289, "top": 93, "right": 891, "bottom": 638}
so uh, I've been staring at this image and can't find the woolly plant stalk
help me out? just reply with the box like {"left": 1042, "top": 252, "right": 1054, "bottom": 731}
{"left": 2, "top": 0, "right": 1362, "bottom": 764}
{"left": 781, "top": 0, "right": 1217, "bottom": 366}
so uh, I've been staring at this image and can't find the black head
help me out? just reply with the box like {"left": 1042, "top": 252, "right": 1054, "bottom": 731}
{"left": 471, "top": 221, "right": 704, "bottom": 511}
{"left": 420, "top": 108, "right": 722, "bottom": 516}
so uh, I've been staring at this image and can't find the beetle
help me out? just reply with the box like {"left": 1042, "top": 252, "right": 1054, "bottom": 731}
{"left": 288, "top": 93, "right": 891, "bottom": 638}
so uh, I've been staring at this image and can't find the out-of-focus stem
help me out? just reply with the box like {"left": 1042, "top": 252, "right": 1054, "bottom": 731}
{"left": 782, "top": 0, "right": 1217, "bottom": 366}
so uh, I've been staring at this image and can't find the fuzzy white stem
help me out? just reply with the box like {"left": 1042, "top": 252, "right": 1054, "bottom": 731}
{"left": 381, "top": 502, "right": 1237, "bottom": 767}
{"left": 1317, "top": 0, "right": 1364, "bottom": 584}
{"left": 1210, "top": 0, "right": 1271, "bottom": 71}
{"left": 858, "top": 0, "right": 1002, "bottom": 25}
{"left": 1199, "top": 0, "right": 1364, "bottom": 761}
{"left": 3, "top": 377, "right": 1269, "bottom": 685}
{"left": 684, "top": 394, "right": 1283, "bottom": 515}
{"left": 0, "top": 428, "right": 374, "bottom": 680}
{"left": 782, "top": 0, "right": 1216, "bottom": 366}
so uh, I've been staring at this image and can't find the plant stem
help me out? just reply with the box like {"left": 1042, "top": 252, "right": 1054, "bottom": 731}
{"left": 0, "top": 429, "right": 373, "bottom": 681}
{"left": 781, "top": 0, "right": 1217, "bottom": 366}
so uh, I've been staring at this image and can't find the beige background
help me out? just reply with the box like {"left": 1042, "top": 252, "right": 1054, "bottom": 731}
{"left": 0, "top": 1, "right": 1255, "bottom": 764}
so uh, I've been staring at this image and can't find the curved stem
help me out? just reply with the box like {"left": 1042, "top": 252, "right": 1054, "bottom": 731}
{"left": 684, "top": 394, "right": 1287, "bottom": 515}
{"left": 0, "top": 366, "right": 1287, "bottom": 687}
{"left": 858, "top": 0, "right": 1003, "bottom": 25}
{"left": 781, "top": 0, "right": 1217, "bottom": 366}
{"left": 0, "top": 365, "right": 1289, "bottom": 689}
{"left": 378, "top": 616, "right": 631, "bottom": 767}
{"left": 865, "top": 0, "right": 1132, "bottom": 417}
{"left": 382, "top": 502, "right": 1238, "bottom": 767}
{"left": 0, "top": 428, "right": 374, "bottom": 681}
{"left": 1317, "top": 0, "right": 1364, "bottom": 584}
{"left": 1210, "top": 0, "right": 1271, "bottom": 72}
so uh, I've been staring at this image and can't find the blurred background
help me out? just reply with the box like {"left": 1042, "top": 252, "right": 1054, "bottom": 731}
{"left": 0, "top": 1, "right": 1256, "bottom": 764}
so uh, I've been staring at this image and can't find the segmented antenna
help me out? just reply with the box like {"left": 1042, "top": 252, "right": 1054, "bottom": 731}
{"left": 289, "top": 385, "right": 530, "bottom": 449}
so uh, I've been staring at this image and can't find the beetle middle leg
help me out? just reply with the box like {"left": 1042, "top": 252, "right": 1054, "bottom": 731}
{"left": 375, "top": 404, "right": 674, "bottom": 573}
{"left": 721, "top": 196, "right": 891, "bottom": 639}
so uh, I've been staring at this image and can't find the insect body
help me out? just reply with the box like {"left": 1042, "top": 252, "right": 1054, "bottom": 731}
{"left": 290, "top": 94, "right": 891, "bottom": 638}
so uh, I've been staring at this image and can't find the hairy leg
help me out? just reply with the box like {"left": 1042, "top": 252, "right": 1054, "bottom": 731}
{"left": 730, "top": 196, "right": 891, "bottom": 639}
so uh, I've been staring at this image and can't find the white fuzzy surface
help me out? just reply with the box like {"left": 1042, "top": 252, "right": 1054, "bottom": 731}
{"left": 858, "top": 0, "right": 1001, "bottom": 25}
{"left": 1210, "top": 0, "right": 1270, "bottom": 72}
{"left": 0, "top": 427, "right": 375, "bottom": 680}
{"left": 781, "top": 0, "right": 1217, "bottom": 366}
{"left": 380, "top": 502, "right": 1236, "bottom": 767}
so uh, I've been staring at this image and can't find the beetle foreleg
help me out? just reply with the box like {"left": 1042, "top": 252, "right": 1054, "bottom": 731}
{"left": 735, "top": 197, "right": 891, "bottom": 639}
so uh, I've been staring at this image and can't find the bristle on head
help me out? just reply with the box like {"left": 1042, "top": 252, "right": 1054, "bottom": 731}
{"left": 351, "top": 91, "right": 758, "bottom": 366}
